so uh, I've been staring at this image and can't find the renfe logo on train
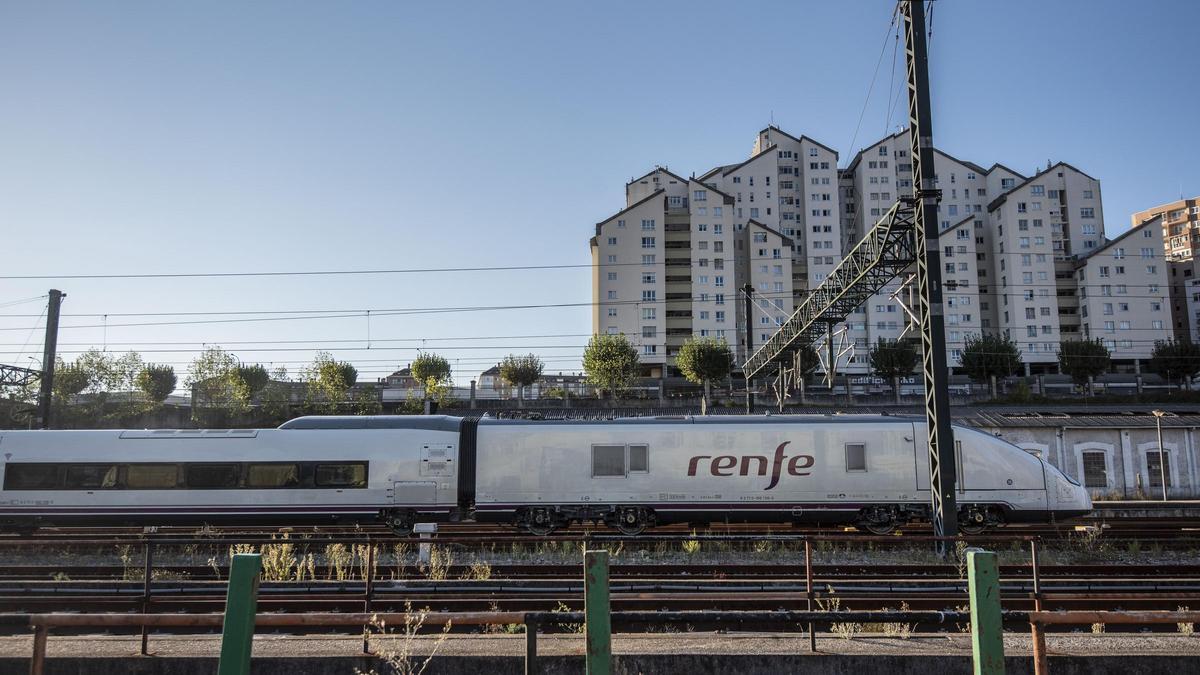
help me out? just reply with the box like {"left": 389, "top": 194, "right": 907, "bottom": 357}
{"left": 687, "top": 442, "right": 815, "bottom": 490}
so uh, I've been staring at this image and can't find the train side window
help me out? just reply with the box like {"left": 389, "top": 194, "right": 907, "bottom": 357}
{"left": 126, "top": 464, "right": 179, "bottom": 489}
{"left": 845, "top": 443, "right": 867, "bottom": 472}
{"left": 185, "top": 464, "right": 240, "bottom": 489}
{"left": 246, "top": 463, "right": 301, "bottom": 488}
{"left": 64, "top": 464, "right": 119, "bottom": 489}
{"left": 315, "top": 463, "right": 367, "bottom": 488}
{"left": 2, "top": 464, "right": 60, "bottom": 490}
{"left": 592, "top": 445, "right": 626, "bottom": 477}
{"left": 628, "top": 445, "right": 649, "bottom": 473}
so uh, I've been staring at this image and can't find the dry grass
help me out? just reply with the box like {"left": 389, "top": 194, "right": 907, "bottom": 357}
{"left": 1178, "top": 606, "right": 1194, "bottom": 635}
{"left": 422, "top": 546, "right": 453, "bottom": 581}
{"left": 357, "top": 602, "right": 451, "bottom": 675}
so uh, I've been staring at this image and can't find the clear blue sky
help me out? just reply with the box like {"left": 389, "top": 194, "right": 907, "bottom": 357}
{"left": 2, "top": 1, "right": 1197, "bottom": 387}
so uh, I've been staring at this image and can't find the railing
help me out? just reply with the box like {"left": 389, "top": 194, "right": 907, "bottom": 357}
{"left": 6, "top": 537, "right": 1200, "bottom": 674}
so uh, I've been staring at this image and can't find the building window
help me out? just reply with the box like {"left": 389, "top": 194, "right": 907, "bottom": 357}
{"left": 641, "top": 237, "right": 656, "bottom": 248}
{"left": 1081, "top": 451, "right": 1108, "bottom": 488}
{"left": 1147, "top": 451, "right": 1171, "bottom": 488}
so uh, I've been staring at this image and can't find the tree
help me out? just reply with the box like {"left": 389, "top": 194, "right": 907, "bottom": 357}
{"left": 1148, "top": 339, "right": 1200, "bottom": 390}
{"left": 302, "top": 352, "right": 358, "bottom": 414}
{"left": 582, "top": 334, "right": 640, "bottom": 400}
{"left": 259, "top": 366, "right": 294, "bottom": 425}
{"left": 959, "top": 333, "right": 1022, "bottom": 398}
{"left": 187, "top": 346, "right": 251, "bottom": 427}
{"left": 498, "top": 354, "right": 544, "bottom": 408}
{"left": 137, "top": 365, "right": 177, "bottom": 405}
{"left": 1058, "top": 339, "right": 1110, "bottom": 395}
{"left": 869, "top": 338, "right": 918, "bottom": 404}
{"left": 676, "top": 337, "right": 733, "bottom": 414}
{"left": 54, "top": 349, "right": 146, "bottom": 424}
{"left": 48, "top": 359, "right": 91, "bottom": 426}
{"left": 235, "top": 364, "right": 271, "bottom": 397}
{"left": 410, "top": 352, "right": 453, "bottom": 412}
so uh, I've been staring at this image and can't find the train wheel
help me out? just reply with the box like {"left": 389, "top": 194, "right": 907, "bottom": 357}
{"left": 522, "top": 508, "right": 557, "bottom": 536}
{"left": 612, "top": 507, "right": 650, "bottom": 536}
{"left": 958, "top": 505, "right": 999, "bottom": 535}
{"left": 386, "top": 510, "right": 414, "bottom": 536}
{"left": 854, "top": 506, "right": 899, "bottom": 535}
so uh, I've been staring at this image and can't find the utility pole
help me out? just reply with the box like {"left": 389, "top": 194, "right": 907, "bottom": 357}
{"left": 742, "top": 284, "right": 755, "bottom": 414}
{"left": 37, "top": 289, "right": 65, "bottom": 429}
{"left": 901, "top": 0, "right": 958, "bottom": 539}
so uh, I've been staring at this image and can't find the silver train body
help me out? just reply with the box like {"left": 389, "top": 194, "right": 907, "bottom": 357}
{"left": 0, "top": 415, "right": 1092, "bottom": 535}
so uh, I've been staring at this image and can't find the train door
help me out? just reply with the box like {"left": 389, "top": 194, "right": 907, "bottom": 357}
{"left": 913, "top": 423, "right": 931, "bottom": 492}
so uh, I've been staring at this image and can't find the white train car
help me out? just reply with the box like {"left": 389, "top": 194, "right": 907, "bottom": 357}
{"left": 0, "top": 417, "right": 463, "bottom": 533}
{"left": 472, "top": 415, "right": 1092, "bottom": 534}
{"left": 0, "top": 414, "right": 1091, "bottom": 535}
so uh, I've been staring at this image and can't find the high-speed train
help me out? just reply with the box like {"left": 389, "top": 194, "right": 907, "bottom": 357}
{"left": 0, "top": 415, "right": 1092, "bottom": 535}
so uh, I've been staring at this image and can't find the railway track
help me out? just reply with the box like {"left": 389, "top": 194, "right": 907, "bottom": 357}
{"left": 2, "top": 514, "right": 1198, "bottom": 542}
{"left": 3, "top": 570, "right": 1198, "bottom": 617}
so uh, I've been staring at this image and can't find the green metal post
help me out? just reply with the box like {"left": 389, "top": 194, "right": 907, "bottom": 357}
{"left": 967, "top": 549, "right": 1005, "bottom": 675}
{"left": 217, "top": 553, "right": 263, "bottom": 675}
{"left": 584, "top": 549, "right": 611, "bottom": 675}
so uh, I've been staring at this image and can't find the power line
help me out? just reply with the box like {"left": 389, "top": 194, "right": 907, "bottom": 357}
{"left": 0, "top": 332, "right": 594, "bottom": 348}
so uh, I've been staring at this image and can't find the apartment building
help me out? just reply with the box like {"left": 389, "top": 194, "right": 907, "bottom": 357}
{"left": 1076, "top": 216, "right": 1170, "bottom": 360}
{"left": 591, "top": 126, "right": 1171, "bottom": 387}
{"left": 983, "top": 163, "right": 1108, "bottom": 370}
{"left": 1133, "top": 196, "right": 1200, "bottom": 261}
{"left": 1133, "top": 197, "right": 1200, "bottom": 342}
{"left": 592, "top": 127, "right": 842, "bottom": 381}
{"left": 839, "top": 130, "right": 1001, "bottom": 372}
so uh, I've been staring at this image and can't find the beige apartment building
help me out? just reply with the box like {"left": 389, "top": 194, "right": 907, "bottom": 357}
{"left": 1134, "top": 196, "right": 1200, "bottom": 342}
{"left": 1134, "top": 197, "right": 1200, "bottom": 262}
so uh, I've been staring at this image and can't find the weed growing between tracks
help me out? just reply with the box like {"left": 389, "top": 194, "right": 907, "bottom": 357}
{"left": 1178, "top": 606, "right": 1194, "bottom": 635}
{"left": 359, "top": 601, "right": 451, "bottom": 675}
{"left": 818, "top": 588, "right": 862, "bottom": 640}
{"left": 863, "top": 601, "right": 914, "bottom": 639}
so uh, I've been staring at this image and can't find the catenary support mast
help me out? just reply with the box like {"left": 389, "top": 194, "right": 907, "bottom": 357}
{"left": 36, "top": 289, "right": 64, "bottom": 430}
{"left": 901, "top": 0, "right": 958, "bottom": 538}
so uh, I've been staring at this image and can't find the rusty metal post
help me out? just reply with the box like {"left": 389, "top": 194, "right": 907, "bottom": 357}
{"left": 362, "top": 538, "right": 374, "bottom": 655}
{"left": 805, "top": 539, "right": 816, "bottom": 652}
{"left": 29, "top": 625, "right": 47, "bottom": 675}
{"left": 1030, "top": 540, "right": 1047, "bottom": 674}
{"left": 584, "top": 549, "right": 611, "bottom": 675}
{"left": 140, "top": 541, "right": 154, "bottom": 655}
{"left": 525, "top": 617, "right": 539, "bottom": 675}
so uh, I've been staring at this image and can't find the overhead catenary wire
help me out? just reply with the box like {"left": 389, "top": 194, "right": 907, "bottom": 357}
{"left": 844, "top": 5, "right": 901, "bottom": 171}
